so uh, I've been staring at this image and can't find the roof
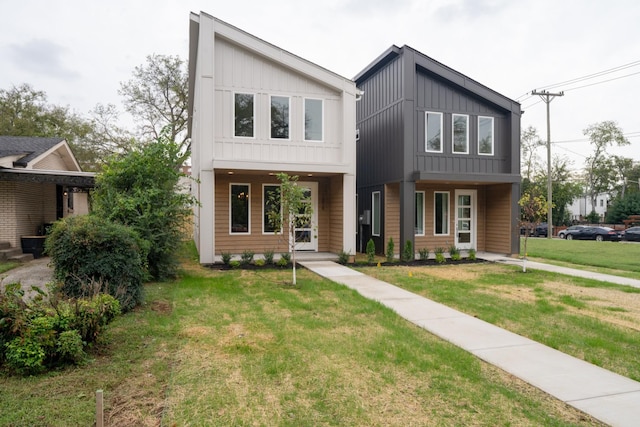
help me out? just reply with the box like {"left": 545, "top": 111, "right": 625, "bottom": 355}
{"left": 354, "top": 45, "right": 520, "bottom": 114}
{"left": 0, "top": 136, "right": 65, "bottom": 167}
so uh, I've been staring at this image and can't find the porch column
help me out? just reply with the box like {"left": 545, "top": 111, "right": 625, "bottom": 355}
{"left": 342, "top": 173, "right": 356, "bottom": 255}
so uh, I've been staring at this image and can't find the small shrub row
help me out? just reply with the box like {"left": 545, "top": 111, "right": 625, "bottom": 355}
{"left": 219, "top": 250, "right": 291, "bottom": 267}
{"left": 0, "top": 283, "right": 120, "bottom": 375}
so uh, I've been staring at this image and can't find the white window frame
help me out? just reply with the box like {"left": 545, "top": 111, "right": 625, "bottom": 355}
{"left": 452, "top": 114, "right": 469, "bottom": 154}
{"left": 304, "top": 98, "right": 324, "bottom": 142}
{"left": 269, "top": 95, "right": 290, "bottom": 140}
{"left": 425, "top": 112, "right": 443, "bottom": 153}
{"left": 478, "top": 116, "right": 494, "bottom": 156}
{"left": 434, "top": 191, "right": 450, "bottom": 236}
{"left": 262, "top": 184, "right": 282, "bottom": 234}
{"left": 230, "top": 183, "right": 251, "bottom": 235}
{"left": 372, "top": 191, "right": 381, "bottom": 236}
{"left": 415, "top": 191, "right": 425, "bottom": 236}
{"left": 233, "top": 92, "right": 255, "bottom": 138}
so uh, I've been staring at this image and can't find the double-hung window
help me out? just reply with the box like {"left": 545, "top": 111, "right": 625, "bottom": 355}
{"left": 425, "top": 112, "right": 443, "bottom": 152}
{"left": 478, "top": 116, "right": 494, "bottom": 155}
{"left": 270, "top": 96, "right": 290, "bottom": 139}
{"left": 263, "top": 184, "right": 281, "bottom": 233}
{"left": 434, "top": 191, "right": 449, "bottom": 235}
{"left": 230, "top": 184, "right": 250, "bottom": 234}
{"left": 415, "top": 191, "right": 425, "bottom": 236}
{"left": 452, "top": 114, "right": 469, "bottom": 154}
{"left": 234, "top": 93, "right": 254, "bottom": 137}
{"left": 304, "top": 98, "right": 323, "bottom": 141}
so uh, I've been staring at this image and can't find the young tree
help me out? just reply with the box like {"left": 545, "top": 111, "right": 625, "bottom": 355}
{"left": 92, "top": 128, "right": 196, "bottom": 280}
{"left": 519, "top": 190, "right": 548, "bottom": 272}
{"left": 520, "top": 126, "right": 544, "bottom": 183}
{"left": 119, "top": 54, "right": 189, "bottom": 162}
{"left": 583, "top": 121, "right": 630, "bottom": 213}
{"left": 266, "top": 173, "right": 314, "bottom": 286}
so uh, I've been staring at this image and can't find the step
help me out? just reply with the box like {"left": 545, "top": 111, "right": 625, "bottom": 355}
{"left": 8, "top": 253, "right": 34, "bottom": 263}
{"left": 0, "top": 248, "right": 23, "bottom": 262}
{"left": 0, "top": 242, "right": 10, "bottom": 250}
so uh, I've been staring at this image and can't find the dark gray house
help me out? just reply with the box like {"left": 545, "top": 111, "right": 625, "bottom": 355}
{"left": 355, "top": 45, "right": 522, "bottom": 257}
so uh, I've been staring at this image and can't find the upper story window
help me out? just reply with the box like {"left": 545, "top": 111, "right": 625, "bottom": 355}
{"left": 425, "top": 112, "right": 443, "bottom": 153}
{"left": 230, "top": 183, "right": 250, "bottom": 234}
{"left": 234, "top": 93, "right": 254, "bottom": 138}
{"left": 478, "top": 116, "right": 494, "bottom": 155}
{"left": 304, "top": 98, "right": 323, "bottom": 142}
{"left": 270, "top": 96, "right": 290, "bottom": 139}
{"left": 452, "top": 114, "right": 468, "bottom": 154}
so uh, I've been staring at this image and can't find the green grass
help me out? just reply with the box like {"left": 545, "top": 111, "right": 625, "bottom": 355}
{"left": 0, "top": 261, "right": 20, "bottom": 274}
{"left": 0, "top": 264, "right": 602, "bottom": 426}
{"left": 360, "top": 263, "right": 640, "bottom": 383}
{"left": 521, "top": 237, "right": 640, "bottom": 277}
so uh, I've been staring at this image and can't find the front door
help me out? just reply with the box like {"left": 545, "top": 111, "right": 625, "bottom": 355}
{"left": 455, "top": 189, "right": 476, "bottom": 250}
{"left": 292, "top": 182, "right": 318, "bottom": 251}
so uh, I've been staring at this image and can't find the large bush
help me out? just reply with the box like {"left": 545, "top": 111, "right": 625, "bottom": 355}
{"left": 0, "top": 283, "right": 120, "bottom": 375}
{"left": 91, "top": 131, "right": 196, "bottom": 280}
{"left": 45, "top": 215, "right": 148, "bottom": 312}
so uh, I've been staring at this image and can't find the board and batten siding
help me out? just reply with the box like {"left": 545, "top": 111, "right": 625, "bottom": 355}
{"left": 212, "top": 38, "right": 345, "bottom": 166}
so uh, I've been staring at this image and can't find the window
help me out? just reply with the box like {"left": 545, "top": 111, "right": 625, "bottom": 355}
{"left": 263, "top": 184, "right": 281, "bottom": 233}
{"left": 372, "top": 191, "right": 381, "bottom": 236}
{"left": 415, "top": 191, "right": 425, "bottom": 236}
{"left": 304, "top": 98, "right": 323, "bottom": 141}
{"left": 270, "top": 96, "right": 289, "bottom": 139}
{"left": 230, "top": 184, "right": 250, "bottom": 234}
{"left": 425, "top": 112, "right": 443, "bottom": 152}
{"left": 434, "top": 192, "right": 449, "bottom": 235}
{"left": 478, "top": 116, "right": 494, "bottom": 155}
{"left": 452, "top": 114, "right": 468, "bottom": 154}
{"left": 234, "top": 93, "right": 254, "bottom": 137}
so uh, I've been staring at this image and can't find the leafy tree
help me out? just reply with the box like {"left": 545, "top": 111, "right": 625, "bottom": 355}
{"left": 583, "top": 121, "right": 630, "bottom": 210}
{"left": 519, "top": 190, "right": 548, "bottom": 272}
{"left": 606, "top": 192, "right": 640, "bottom": 224}
{"left": 92, "top": 129, "right": 196, "bottom": 280}
{"left": 119, "top": 54, "right": 188, "bottom": 162}
{"left": 266, "top": 173, "right": 314, "bottom": 286}
{"left": 549, "top": 156, "right": 583, "bottom": 226}
{"left": 520, "top": 126, "right": 544, "bottom": 182}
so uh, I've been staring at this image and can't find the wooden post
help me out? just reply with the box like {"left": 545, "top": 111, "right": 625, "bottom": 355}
{"left": 96, "top": 389, "right": 103, "bottom": 427}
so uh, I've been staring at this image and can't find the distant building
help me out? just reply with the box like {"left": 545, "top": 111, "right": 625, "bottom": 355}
{"left": 569, "top": 193, "right": 610, "bottom": 222}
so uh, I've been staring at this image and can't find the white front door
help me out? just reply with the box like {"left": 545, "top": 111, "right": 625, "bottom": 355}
{"left": 292, "top": 182, "right": 318, "bottom": 251}
{"left": 455, "top": 189, "right": 476, "bottom": 250}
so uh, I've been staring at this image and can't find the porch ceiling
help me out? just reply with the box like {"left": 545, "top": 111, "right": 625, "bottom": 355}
{"left": 0, "top": 168, "right": 95, "bottom": 187}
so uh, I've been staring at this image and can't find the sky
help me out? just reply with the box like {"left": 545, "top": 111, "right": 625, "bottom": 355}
{"left": 1, "top": 0, "right": 639, "bottom": 173}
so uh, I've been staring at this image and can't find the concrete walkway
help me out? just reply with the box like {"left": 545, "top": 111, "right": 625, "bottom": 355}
{"left": 299, "top": 259, "right": 640, "bottom": 427}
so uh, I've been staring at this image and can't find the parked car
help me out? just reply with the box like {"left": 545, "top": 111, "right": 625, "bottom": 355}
{"left": 621, "top": 226, "right": 640, "bottom": 242}
{"left": 565, "top": 226, "right": 621, "bottom": 241}
{"left": 534, "top": 222, "right": 549, "bottom": 237}
{"left": 558, "top": 225, "right": 588, "bottom": 239}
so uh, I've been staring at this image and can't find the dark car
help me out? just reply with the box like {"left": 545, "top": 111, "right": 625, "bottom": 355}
{"left": 565, "top": 226, "right": 621, "bottom": 242}
{"left": 534, "top": 222, "right": 549, "bottom": 237}
{"left": 621, "top": 226, "right": 640, "bottom": 242}
{"left": 558, "top": 225, "right": 588, "bottom": 239}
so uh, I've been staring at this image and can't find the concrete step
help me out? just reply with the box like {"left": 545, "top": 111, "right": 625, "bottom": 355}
{"left": 8, "top": 253, "right": 34, "bottom": 263}
{"left": 0, "top": 241, "right": 11, "bottom": 250}
{"left": 0, "top": 248, "right": 23, "bottom": 262}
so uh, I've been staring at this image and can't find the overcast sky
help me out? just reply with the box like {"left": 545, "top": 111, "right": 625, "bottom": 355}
{"left": 2, "top": 0, "right": 639, "bottom": 172}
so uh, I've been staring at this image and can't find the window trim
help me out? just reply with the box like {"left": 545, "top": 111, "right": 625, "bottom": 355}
{"left": 478, "top": 116, "right": 494, "bottom": 156}
{"left": 303, "top": 97, "right": 324, "bottom": 142}
{"left": 415, "top": 191, "right": 425, "bottom": 236}
{"left": 425, "top": 111, "right": 443, "bottom": 153}
{"left": 269, "top": 95, "right": 290, "bottom": 141}
{"left": 452, "top": 114, "right": 469, "bottom": 154}
{"left": 262, "top": 184, "right": 282, "bottom": 234}
{"left": 233, "top": 92, "right": 255, "bottom": 139}
{"left": 434, "top": 191, "right": 450, "bottom": 236}
{"left": 230, "top": 183, "right": 251, "bottom": 235}
{"left": 372, "top": 191, "right": 381, "bottom": 237}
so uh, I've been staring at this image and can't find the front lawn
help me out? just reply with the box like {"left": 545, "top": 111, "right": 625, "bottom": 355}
{"left": 0, "top": 263, "right": 602, "bottom": 426}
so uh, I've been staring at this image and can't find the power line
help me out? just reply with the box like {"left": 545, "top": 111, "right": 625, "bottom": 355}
{"left": 553, "top": 131, "right": 640, "bottom": 144}
{"left": 562, "top": 70, "right": 640, "bottom": 92}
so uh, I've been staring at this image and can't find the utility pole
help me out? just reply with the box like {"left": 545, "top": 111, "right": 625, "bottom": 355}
{"left": 531, "top": 90, "right": 564, "bottom": 239}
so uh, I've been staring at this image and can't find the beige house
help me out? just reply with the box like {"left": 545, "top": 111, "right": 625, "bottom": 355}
{"left": 188, "top": 12, "right": 358, "bottom": 263}
{"left": 0, "top": 136, "right": 93, "bottom": 258}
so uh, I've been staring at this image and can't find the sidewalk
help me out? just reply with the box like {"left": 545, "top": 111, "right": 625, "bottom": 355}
{"left": 299, "top": 259, "right": 640, "bottom": 427}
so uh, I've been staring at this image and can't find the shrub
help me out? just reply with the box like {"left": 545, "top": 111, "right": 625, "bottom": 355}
{"left": 255, "top": 259, "right": 266, "bottom": 267}
{"left": 366, "top": 239, "right": 376, "bottom": 263}
{"left": 241, "top": 250, "right": 255, "bottom": 265}
{"left": 221, "top": 252, "right": 232, "bottom": 265}
{"left": 229, "top": 260, "right": 241, "bottom": 269}
{"left": 263, "top": 249, "right": 275, "bottom": 265}
{"left": 449, "top": 245, "right": 461, "bottom": 261}
{"left": 418, "top": 248, "right": 429, "bottom": 261}
{"left": 468, "top": 248, "right": 477, "bottom": 261}
{"left": 5, "top": 337, "right": 46, "bottom": 375}
{"left": 278, "top": 253, "right": 291, "bottom": 267}
{"left": 56, "top": 330, "right": 85, "bottom": 363}
{"left": 386, "top": 238, "right": 395, "bottom": 263}
{"left": 435, "top": 247, "right": 446, "bottom": 264}
{"left": 45, "top": 216, "right": 147, "bottom": 312}
{"left": 338, "top": 249, "right": 351, "bottom": 265}
{"left": 402, "top": 240, "right": 414, "bottom": 262}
